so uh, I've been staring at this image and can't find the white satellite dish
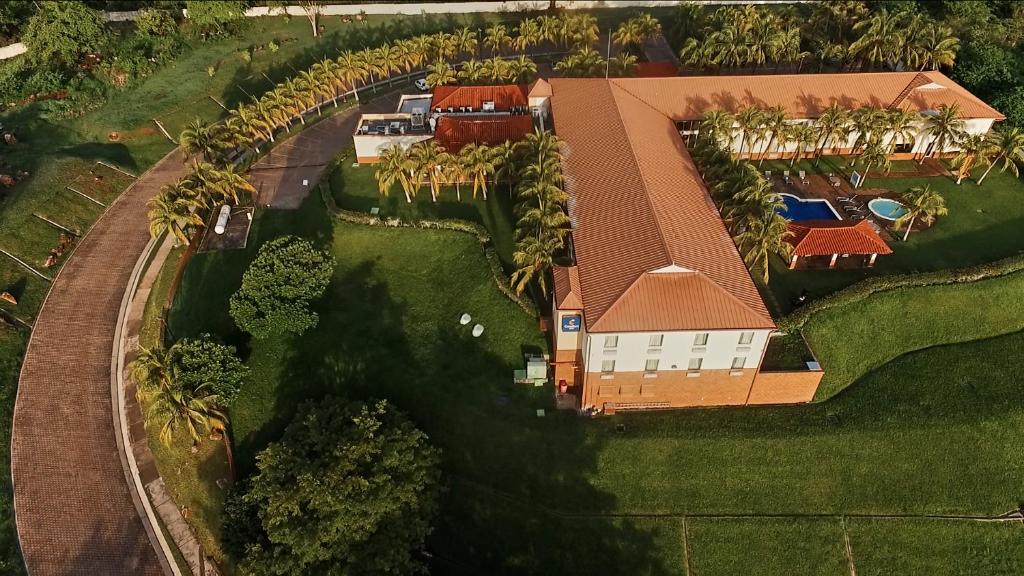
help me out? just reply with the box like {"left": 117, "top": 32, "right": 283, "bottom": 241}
{"left": 214, "top": 204, "right": 231, "bottom": 234}
{"left": 459, "top": 313, "right": 471, "bottom": 325}
{"left": 472, "top": 324, "right": 484, "bottom": 337}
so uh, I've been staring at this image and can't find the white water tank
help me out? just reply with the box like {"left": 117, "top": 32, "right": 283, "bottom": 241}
{"left": 214, "top": 204, "right": 231, "bottom": 234}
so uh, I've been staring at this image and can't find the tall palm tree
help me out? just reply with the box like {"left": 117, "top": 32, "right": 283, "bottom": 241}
{"left": 195, "top": 162, "right": 256, "bottom": 205}
{"left": 788, "top": 123, "right": 817, "bottom": 165}
{"left": 297, "top": 69, "right": 330, "bottom": 115}
{"left": 409, "top": 140, "right": 449, "bottom": 202}
{"left": 735, "top": 106, "right": 764, "bottom": 159}
{"left": 507, "top": 55, "right": 537, "bottom": 83}
{"left": 375, "top": 145, "right": 414, "bottom": 203}
{"left": 757, "top": 106, "right": 787, "bottom": 165}
{"left": 849, "top": 106, "right": 886, "bottom": 155}
{"left": 721, "top": 176, "right": 776, "bottom": 234}
{"left": 919, "top": 104, "right": 965, "bottom": 164}
{"left": 920, "top": 23, "right": 959, "bottom": 71}
{"left": 735, "top": 210, "right": 793, "bottom": 284}
{"left": 514, "top": 18, "right": 542, "bottom": 52}
{"left": 484, "top": 23, "right": 511, "bottom": 55}
{"left": 511, "top": 232, "right": 563, "bottom": 295}
{"left": 700, "top": 109, "right": 735, "bottom": 146}
{"left": 894, "top": 184, "right": 947, "bottom": 241}
{"left": 453, "top": 26, "right": 478, "bottom": 58}
{"left": 147, "top": 190, "right": 203, "bottom": 245}
{"left": 425, "top": 59, "right": 456, "bottom": 88}
{"left": 461, "top": 144, "right": 497, "bottom": 201}
{"left": 481, "top": 56, "right": 512, "bottom": 83}
{"left": 976, "top": 127, "right": 1024, "bottom": 185}
{"left": 608, "top": 53, "right": 638, "bottom": 78}
{"left": 849, "top": 8, "right": 905, "bottom": 70}
{"left": 813, "top": 103, "right": 850, "bottom": 162}
{"left": 444, "top": 149, "right": 467, "bottom": 201}
{"left": 179, "top": 119, "right": 221, "bottom": 163}
{"left": 884, "top": 109, "right": 920, "bottom": 155}
{"left": 458, "top": 59, "right": 486, "bottom": 84}
{"left": 951, "top": 133, "right": 989, "bottom": 185}
{"left": 374, "top": 43, "right": 403, "bottom": 87}
{"left": 855, "top": 141, "right": 891, "bottom": 188}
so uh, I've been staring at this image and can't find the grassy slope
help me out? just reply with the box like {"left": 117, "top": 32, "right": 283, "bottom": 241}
{"left": 804, "top": 270, "right": 1024, "bottom": 398}
{"left": 0, "top": 329, "right": 27, "bottom": 576}
{"left": 768, "top": 168, "right": 1024, "bottom": 310}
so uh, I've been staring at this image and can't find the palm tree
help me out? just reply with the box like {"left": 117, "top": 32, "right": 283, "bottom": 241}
{"left": 297, "top": 69, "right": 330, "bottom": 114}
{"left": 855, "top": 141, "right": 891, "bottom": 188}
{"left": 721, "top": 176, "right": 776, "bottom": 234}
{"left": 951, "top": 133, "right": 989, "bottom": 185}
{"left": 608, "top": 53, "right": 638, "bottom": 78}
{"left": 708, "top": 25, "right": 748, "bottom": 69}
{"left": 884, "top": 109, "right": 920, "bottom": 155}
{"left": 511, "top": 233, "right": 563, "bottom": 295}
{"left": 147, "top": 190, "right": 203, "bottom": 245}
{"left": 700, "top": 109, "right": 735, "bottom": 146}
{"left": 375, "top": 145, "right": 414, "bottom": 203}
{"left": 481, "top": 56, "right": 511, "bottom": 83}
{"left": 919, "top": 104, "right": 965, "bottom": 164}
{"left": 453, "top": 26, "right": 478, "bottom": 57}
{"left": 195, "top": 162, "right": 256, "bottom": 205}
{"left": 514, "top": 18, "right": 542, "bottom": 52}
{"left": 554, "top": 48, "right": 605, "bottom": 78}
{"left": 507, "top": 55, "right": 537, "bottom": 83}
{"left": 788, "top": 123, "right": 817, "bottom": 166}
{"left": 461, "top": 144, "right": 497, "bottom": 200}
{"left": 409, "top": 140, "right": 448, "bottom": 202}
{"left": 484, "top": 23, "right": 511, "bottom": 55}
{"left": 735, "top": 210, "right": 793, "bottom": 284}
{"left": 919, "top": 23, "right": 959, "bottom": 71}
{"left": 975, "top": 127, "right": 1024, "bottom": 185}
{"left": 444, "top": 150, "right": 467, "bottom": 201}
{"left": 179, "top": 119, "right": 222, "bottom": 163}
{"left": 813, "top": 103, "right": 850, "bottom": 162}
{"left": 458, "top": 59, "right": 485, "bottom": 84}
{"left": 130, "top": 346, "right": 176, "bottom": 393}
{"left": 894, "top": 184, "right": 947, "bottom": 241}
{"left": 425, "top": 59, "right": 456, "bottom": 88}
{"left": 849, "top": 106, "right": 886, "bottom": 155}
{"left": 374, "top": 43, "right": 403, "bottom": 87}
{"left": 757, "top": 106, "right": 787, "bottom": 165}
{"left": 735, "top": 106, "right": 763, "bottom": 159}
{"left": 746, "top": 18, "right": 780, "bottom": 71}
{"left": 849, "top": 8, "right": 905, "bottom": 70}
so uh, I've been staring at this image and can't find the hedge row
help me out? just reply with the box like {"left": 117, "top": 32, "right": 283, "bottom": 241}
{"left": 778, "top": 253, "right": 1024, "bottom": 331}
{"left": 320, "top": 184, "right": 538, "bottom": 316}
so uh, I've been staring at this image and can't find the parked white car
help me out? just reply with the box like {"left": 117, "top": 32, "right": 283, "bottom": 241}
{"left": 414, "top": 78, "right": 430, "bottom": 92}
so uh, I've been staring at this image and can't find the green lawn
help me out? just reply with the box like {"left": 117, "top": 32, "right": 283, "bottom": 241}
{"left": 769, "top": 168, "right": 1024, "bottom": 310}
{"left": 329, "top": 158, "right": 519, "bottom": 266}
{"left": 0, "top": 328, "right": 27, "bottom": 576}
{"left": 165, "top": 188, "right": 1024, "bottom": 573}
{"left": 687, "top": 518, "right": 849, "bottom": 575}
{"left": 802, "top": 269, "right": 1024, "bottom": 398}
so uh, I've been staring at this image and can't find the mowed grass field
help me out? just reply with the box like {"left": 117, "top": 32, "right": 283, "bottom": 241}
{"left": 165, "top": 189, "right": 1024, "bottom": 574}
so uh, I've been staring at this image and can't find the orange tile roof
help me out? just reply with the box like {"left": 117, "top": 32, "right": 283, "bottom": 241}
{"left": 550, "top": 78, "right": 774, "bottom": 333}
{"left": 430, "top": 84, "right": 528, "bottom": 111}
{"left": 609, "top": 71, "right": 1003, "bottom": 120}
{"left": 787, "top": 219, "right": 893, "bottom": 257}
{"left": 528, "top": 78, "right": 553, "bottom": 98}
{"left": 634, "top": 62, "right": 679, "bottom": 78}
{"left": 553, "top": 265, "right": 583, "bottom": 309}
{"left": 433, "top": 115, "right": 534, "bottom": 153}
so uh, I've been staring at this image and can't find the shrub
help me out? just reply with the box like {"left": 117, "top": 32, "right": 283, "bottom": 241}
{"left": 22, "top": 1, "right": 107, "bottom": 69}
{"left": 173, "top": 334, "right": 248, "bottom": 405}
{"left": 135, "top": 8, "right": 177, "bottom": 38}
{"left": 185, "top": 0, "right": 245, "bottom": 37}
{"left": 229, "top": 236, "right": 334, "bottom": 339}
{"left": 228, "top": 398, "right": 441, "bottom": 576}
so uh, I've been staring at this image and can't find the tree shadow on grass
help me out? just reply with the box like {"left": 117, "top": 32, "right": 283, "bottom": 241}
{"left": 231, "top": 256, "right": 677, "bottom": 575}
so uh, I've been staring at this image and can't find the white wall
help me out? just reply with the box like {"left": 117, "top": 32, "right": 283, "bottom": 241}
{"left": 243, "top": 1, "right": 808, "bottom": 17}
{"left": 583, "top": 329, "right": 772, "bottom": 373}
{"left": 354, "top": 133, "right": 432, "bottom": 160}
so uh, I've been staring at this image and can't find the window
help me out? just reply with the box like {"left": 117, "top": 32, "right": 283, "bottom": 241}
{"left": 645, "top": 359, "right": 660, "bottom": 372}
{"left": 738, "top": 332, "right": 754, "bottom": 345}
{"left": 688, "top": 358, "right": 703, "bottom": 371}
{"left": 693, "top": 333, "right": 709, "bottom": 346}
{"left": 604, "top": 335, "right": 619, "bottom": 349}
{"left": 894, "top": 140, "right": 913, "bottom": 154}
{"left": 601, "top": 360, "right": 616, "bottom": 373}
{"left": 731, "top": 356, "right": 746, "bottom": 370}
{"left": 649, "top": 334, "right": 664, "bottom": 347}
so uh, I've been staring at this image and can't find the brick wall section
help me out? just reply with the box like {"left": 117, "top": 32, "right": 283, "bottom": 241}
{"left": 583, "top": 369, "right": 822, "bottom": 409}
{"left": 10, "top": 151, "right": 186, "bottom": 575}
{"left": 747, "top": 371, "right": 823, "bottom": 405}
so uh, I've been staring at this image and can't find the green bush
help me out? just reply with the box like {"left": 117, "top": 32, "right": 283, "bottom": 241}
{"left": 135, "top": 8, "right": 177, "bottom": 38}
{"left": 22, "top": 1, "right": 107, "bottom": 69}
{"left": 778, "top": 253, "right": 1024, "bottom": 332}
{"left": 173, "top": 334, "right": 248, "bottom": 405}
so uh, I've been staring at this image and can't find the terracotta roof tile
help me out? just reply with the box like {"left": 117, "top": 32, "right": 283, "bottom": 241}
{"left": 433, "top": 115, "right": 534, "bottom": 153}
{"left": 528, "top": 78, "right": 553, "bottom": 98}
{"left": 430, "top": 84, "right": 528, "bottom": 111}
{"left": 609, "top": 71, "right": 1003, "bottom": 120}
{"left": 550, "top": 78, "right": 773, "bottom": 332}
{"left": 787, "top": 219, "right": 893, "bottom": 256}
{"left": 553, "top": 265, "right": 583, "bottom": 309}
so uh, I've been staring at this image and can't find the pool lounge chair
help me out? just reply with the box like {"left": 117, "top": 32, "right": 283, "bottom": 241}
{"left": 798, "top": 170, "right": 808, "bottom": 185}
{"left": 783, "top": 170, "right": 791, "bottom": 183}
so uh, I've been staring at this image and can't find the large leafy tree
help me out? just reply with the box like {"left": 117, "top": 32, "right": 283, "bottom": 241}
{"left": 230, "top": 236, "right": 334, "bottom": 339}
{"left": 227, "top": 399, "right": 441, "bottom": 576}
{"left": 22, "top": 1, "right": 106, "bottom": 69}
{"left": 185, "top": 1, "right": 245, "bottom": 36}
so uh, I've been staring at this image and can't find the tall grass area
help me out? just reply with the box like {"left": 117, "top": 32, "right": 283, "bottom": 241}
{"left": 802, "top": 270, "right": 1024, "bottom": 398}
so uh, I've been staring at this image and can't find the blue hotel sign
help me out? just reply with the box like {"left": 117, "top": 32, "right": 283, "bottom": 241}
{"left": 561, "top": 314, "right": 582, "bottom": 332}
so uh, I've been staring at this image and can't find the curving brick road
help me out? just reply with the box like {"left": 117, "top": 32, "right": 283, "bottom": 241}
{"left": 11, "top": 149, "right": 186, "bottom": 576}
{"left": 10, "top": 99, "right": 387, "bottom": 575}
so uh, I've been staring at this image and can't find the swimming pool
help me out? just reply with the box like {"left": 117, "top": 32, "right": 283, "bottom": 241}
{"left": 777, "top": 193, "right": 842, "bottom": 221}
{"left": 868, "top": 198, "right": 909, "bottom": 221}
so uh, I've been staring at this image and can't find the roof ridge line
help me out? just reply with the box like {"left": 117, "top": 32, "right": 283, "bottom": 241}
{"left": 606, "top": 80, "right": 678, "bottom": 269}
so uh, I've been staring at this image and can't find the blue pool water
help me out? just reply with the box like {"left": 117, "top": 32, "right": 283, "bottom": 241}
{"left": 777, "top": 194, "right": 840, "bottom": 221}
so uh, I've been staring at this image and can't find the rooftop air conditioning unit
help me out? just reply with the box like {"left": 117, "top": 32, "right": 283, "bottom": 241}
{"left": 482, "top": 101, "right": 495, "bottom": 112}
{"left": 411, "top": 107, "right": 425, "bottom": 127}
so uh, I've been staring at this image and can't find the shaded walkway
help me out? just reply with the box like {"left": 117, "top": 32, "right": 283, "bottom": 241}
{"left": 10, "top": 150, "right": 186, "bottom": 575}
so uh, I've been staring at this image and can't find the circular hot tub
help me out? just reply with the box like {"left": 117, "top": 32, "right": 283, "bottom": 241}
{"left": 868, "top": 198, "right": 909, "bottom": 221}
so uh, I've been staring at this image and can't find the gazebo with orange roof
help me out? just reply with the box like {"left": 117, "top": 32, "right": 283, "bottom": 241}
{"left": 786, "top": 219, "right": 893, "bottom": 269}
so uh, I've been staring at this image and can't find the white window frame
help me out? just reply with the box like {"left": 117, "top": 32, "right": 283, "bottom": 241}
{"left": 601, "top": 359, "right": 616, "bottom": 374}
{"left": 604, "top": 335, "right": 619, "bottom": 349}
{"left": 644, "top": 359, "right": 659, "bottom": 372}
{"left": 693, "top": 333, "right": 709, "bottom": 346}
{"left": 688, "top": 358, "right": 703, "bottom": 371}
{"left": 649, "top": 334, "right": 664, "bottom": 348}
{"left": 738, "top": 332, "right": 754, "bottom": 345}
{"left": 731, "top": 356, "right": 746, "bottom": 370}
